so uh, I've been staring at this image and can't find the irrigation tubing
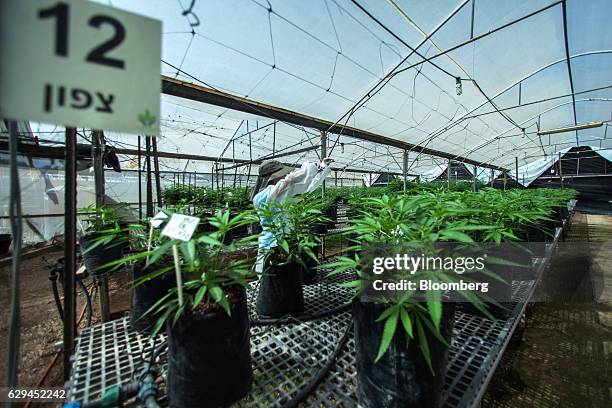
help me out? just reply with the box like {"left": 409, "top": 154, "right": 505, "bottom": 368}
{"left": 76, "top": 278, "right": 93, "bottom": 327}
{"left": 250, "top": 302, "right": 350, "bottom": 326}
{"left": 281, "top": 321, "right": 353, "bottom": 408}
{"left": 50, "top": 273, "right": 64, "bottom": 323}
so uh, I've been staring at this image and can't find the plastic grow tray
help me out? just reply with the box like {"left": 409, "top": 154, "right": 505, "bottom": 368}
{"left": 66, "top": 224, "right": 566, "bottom": 407}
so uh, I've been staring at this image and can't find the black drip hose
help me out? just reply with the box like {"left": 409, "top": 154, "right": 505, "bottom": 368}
{"left": 251, "top": 302, "right": 350, "bottom": 326}
{"left": 49, "top": 269, "right": 64, "bottom": 322}
{"left": 282, "top": 321, "right": 353, "bottom": 408}
{"left": 48, "top": 261, "right": 93, "bottom": 327}
{"left": 76, "top": 278, "right": 93, "bottom": 327}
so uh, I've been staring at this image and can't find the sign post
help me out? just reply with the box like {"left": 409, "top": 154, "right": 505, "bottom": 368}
{"left": 0, "top": 0, "right": 162, "bottom": 381}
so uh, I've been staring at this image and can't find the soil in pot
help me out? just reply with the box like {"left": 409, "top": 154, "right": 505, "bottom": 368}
{"left": 79, "top": 233, "right": 124, "bottom": 275}
{"left": 256, "top": 260, "right": 304, "bottom": 318}
{"left": 167, "top": 286, "right": 252, "bottom": 407}
{"left": 353, "top": 299, "right": 455, "bottom": 408}
{"left": 0, "top": 234, "right": 11, "bottom": 256}
{"left": 129, "top": 262, "right": 175, "bottom": 333}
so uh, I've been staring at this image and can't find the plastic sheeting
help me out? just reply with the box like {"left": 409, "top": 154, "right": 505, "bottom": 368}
{"left": 76, "top": 0, "right": 612, "bottom": 176}
{"left": 511, "top": 145, "right": 612, "bottom": 186}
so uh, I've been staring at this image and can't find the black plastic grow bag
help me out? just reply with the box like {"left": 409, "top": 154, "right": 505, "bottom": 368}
{"left": 301, "top": 245, "right": 321, "bottom": 285}
{"left": 79, "top": 233, "right": 124, "bottom": 275}
{"left": 353, "top": 299, "right": 455, "bottom": 408}
{"left": 167, "top": 287, "right": 252, "bottom": 408}
{"left": 129, "top": 262, "right": 174, "bottom": 333}
{"left": 0, "top": 234, "right": 11, "bottom": 256}
{"left": 256, "top": 260, "right": 304, "bottom": 318}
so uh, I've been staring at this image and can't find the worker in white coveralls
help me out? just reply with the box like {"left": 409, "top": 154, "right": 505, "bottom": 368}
{"left": 251, "top": 158, "right": 334, "bottom": 274}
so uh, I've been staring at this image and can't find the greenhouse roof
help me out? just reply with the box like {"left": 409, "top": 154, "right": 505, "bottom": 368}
{"left": 65, "top": 0, "right": 612, "bottom": 176}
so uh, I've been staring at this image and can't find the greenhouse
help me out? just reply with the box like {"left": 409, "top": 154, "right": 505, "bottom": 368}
{"left": 0, "top": 0, "right": 611, "bottom": 407}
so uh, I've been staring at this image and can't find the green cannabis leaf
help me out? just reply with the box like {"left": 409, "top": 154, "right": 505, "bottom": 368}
{"left": 138, "top": 109, "right": 157, "bottom": 127}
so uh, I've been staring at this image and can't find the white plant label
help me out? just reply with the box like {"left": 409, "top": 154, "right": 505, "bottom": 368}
{"left": 0, "top": 0, "right": 161, "bottom": 135}
{"left": 150, "top": 211, "right": 169, "bottom": 229}
{"left": 161, "top": 214, "right": 200, "bottom": 242}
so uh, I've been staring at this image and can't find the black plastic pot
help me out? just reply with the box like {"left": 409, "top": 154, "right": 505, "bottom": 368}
{"left": 301, "top": 246, "right": 321, "bottom": 285}
{"left": 0, "top": 234, "right": 11, "bottom": 256}
{"left": 249, "top": 222, "right": 263, "bottom": 235}
{"left": 167, "top": 287, "right": 252, "bottom": 407}
{"left": 345, "top": 232, "right": 360, "bottom": 258}
{"left": 129, "top": 262, "right": 174, "bottom": 333}
{"left": 324, "top": 205, "right": 337, "bottom": 229}
{"left": 232, "top": 223, "right": 249, "bottom": 239}
{"left": 309, "top": 223, "right": 327, "bottom": 235}
{"left": 256, "top": 261, "right": 304, "bottom": 318}
{"left": 353, "top": 299, "right": 455, "bottom": 408}
{"left": 560, "top": 203, "right": 569, "bottom": 220}
{"left": 524, "top": 225, "right": 551, "bottom": 242}
{"left": 79, "top": 233, "right": 124, "bottom": 275}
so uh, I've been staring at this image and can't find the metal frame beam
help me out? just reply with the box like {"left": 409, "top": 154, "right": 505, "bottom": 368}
{"left": 161, "top": 76, "right": 504, "bottom": 170}
{"left": 0, "top": 141, "right": 417, "bottom": 176}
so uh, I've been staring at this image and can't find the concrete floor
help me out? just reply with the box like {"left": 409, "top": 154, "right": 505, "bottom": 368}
{"left": 483, "top": 212, "right": 612, "bottom": 408}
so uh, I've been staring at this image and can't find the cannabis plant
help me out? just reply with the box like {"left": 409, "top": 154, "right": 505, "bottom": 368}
{"left": 79, "top": 203, "right": 140, "bottom": 253}
{"left": 107, "top": 209, "right": 259, "bottom": 335}
{"left": 256, "top": 197, "right": 327, "bottom": 268}
{"left": 328, "top": 193, "right": 500, "bottom": 369}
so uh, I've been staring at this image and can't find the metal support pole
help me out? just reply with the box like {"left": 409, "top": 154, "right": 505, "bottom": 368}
{"left": 472, "top": 165, "right": 477, "bottom": 192}
{"left": 503, "top": 170, "right": 507, "bottom": 190}
{"left": 247, "top": 133, "right": 252, "bottom": 189}
{"left": 92, "top": 130, "right": 110, "bottom": 323}
{"left": 320, "top": 130, "right": 327, "bottom": 194}
{"left": 137, "top": 136, "right": 142, "bottom": 221}
{"left": 92, "top": 130, "right": 105, "bottom": 207}
{"left": 232, "top": 140, "right": 237, "bottom": 188}
{"left": 334, "top": 171, "right": 338, "bottom": 187}
{"left": 64, "top": 127, "right": 77, "bottom": 381}
{"left": 515, "top": 157, "right": 519, "bottom": 187}
{"left": 558, "top": 152, "right": 564, "bottom": 188}
{"left": 272, "top": 122, "right": 276, "bottom": 155}
{"left": 6, "top": 120, "right": 22, "bottom": 397}
{"left": 403, "top": 150, "right": 408, "bottom": 192}
{"left": 447, "top": 159, "right": 452, "bottom": 189}
{"left": 490, "top": 168, "right": 494, "bottom": 187}
{"left": 152, "top": 137, "right": 163, "bottom": 207}
{"left": 145, "top": 136, "right": 153, "bottom": 217}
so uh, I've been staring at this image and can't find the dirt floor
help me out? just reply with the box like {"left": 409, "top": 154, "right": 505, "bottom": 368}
{"left": 0, "top": 247, "right": 131, "bottom": 394}
{"left": 483, "top": 212, "right": 612, "bottom": 408}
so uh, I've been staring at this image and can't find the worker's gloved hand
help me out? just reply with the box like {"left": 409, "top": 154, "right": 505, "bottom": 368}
{"left": 320, "top": 157, "right": 334, "bottom": 167}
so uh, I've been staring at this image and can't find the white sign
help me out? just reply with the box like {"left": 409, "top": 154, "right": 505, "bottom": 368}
{"left": 0, "top": 0, "right": 161, "bottom": 135}
{"left": 161, "top": 214, "right": 200, "bottom": 242}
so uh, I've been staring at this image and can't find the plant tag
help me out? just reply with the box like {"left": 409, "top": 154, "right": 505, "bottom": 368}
{"left": 161, "top": 214, "right": 200, "bottom": 241}
{"left": 150, "top": 211, "right": 169, "bottom": 228}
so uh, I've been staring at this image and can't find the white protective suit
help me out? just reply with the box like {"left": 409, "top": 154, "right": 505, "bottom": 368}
{"left": 252, "top": 160, "right": 333, "bottom": 273}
